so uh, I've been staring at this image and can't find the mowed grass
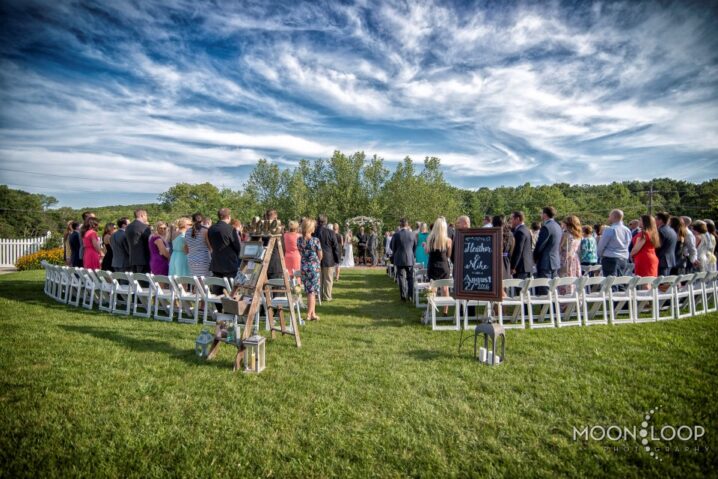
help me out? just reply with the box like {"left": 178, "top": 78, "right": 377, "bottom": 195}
{"left": 0, "top": 269, "right": 717, "bottom": 478}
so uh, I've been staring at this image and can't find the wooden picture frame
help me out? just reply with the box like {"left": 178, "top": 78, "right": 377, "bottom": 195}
{"left": 453, "top": 228, "right": 503, "bottom": 302}
{"left": 240, "top": 241, "right": 264, "bottom": 260}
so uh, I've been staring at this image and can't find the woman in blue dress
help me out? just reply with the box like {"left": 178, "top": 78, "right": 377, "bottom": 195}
{"left": 415, "top": 223, "right": 429, "bottom": 268}
{"left": 169, "top": 217, "right": 191, "bottom": 276}
{"left": 297, "top": 218, "right": 323, "bottom": 321}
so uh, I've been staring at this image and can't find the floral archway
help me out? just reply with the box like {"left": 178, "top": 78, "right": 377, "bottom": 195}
{"left": 344, "top": 216, "right": 383, "bottom": 234}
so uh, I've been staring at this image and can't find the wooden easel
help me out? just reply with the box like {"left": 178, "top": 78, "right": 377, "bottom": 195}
{"left": 207, "top": 235, "right": 301, "bottom": 371}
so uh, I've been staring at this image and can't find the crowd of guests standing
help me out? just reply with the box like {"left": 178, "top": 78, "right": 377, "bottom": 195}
{"left": 385, "top": 207, "right": 718, "bottom": 301}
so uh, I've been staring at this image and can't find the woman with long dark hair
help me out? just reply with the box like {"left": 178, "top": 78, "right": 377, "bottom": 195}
{"left": 492, "top": 215, "right": 514, "bottom": 280}
{"left": 668, "top": 216, "right": 686, "bottom": 275}
{"left": 558, "top": 215, "right": 582, "bottom": 294}
{"left": 185, "top": 212, "right": 211, "bottom": 277}
{"left": 82, "top": 217, "right": 103, "bottom": 269}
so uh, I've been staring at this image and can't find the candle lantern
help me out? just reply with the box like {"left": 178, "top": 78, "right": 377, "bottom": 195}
{"left": 243, "top": 335, "right": 266, "bottom": 373}
{"left": 195, "top": 330, "right": 214, "bottom": 358}
{"left": 474, "top": 319, "right": 505, "bottom": 365}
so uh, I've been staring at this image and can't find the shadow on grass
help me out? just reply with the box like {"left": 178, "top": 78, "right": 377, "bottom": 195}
{"left": 59, "top": 324, "right": 232, "bottom": 370}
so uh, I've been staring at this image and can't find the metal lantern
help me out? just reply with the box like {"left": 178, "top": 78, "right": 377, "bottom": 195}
{"left": 474, "top": 320, "right": 505, "bottom": 366}
{"left": 243, "top": 335, "right": 266, "bottom": 373}
{"left": 195, "top": 330, "right": 214, "bottom": 358}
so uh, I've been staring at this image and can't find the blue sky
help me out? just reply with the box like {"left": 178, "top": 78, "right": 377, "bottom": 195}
{"left": 1, "top": 0, "right": 717, "bottom": 208}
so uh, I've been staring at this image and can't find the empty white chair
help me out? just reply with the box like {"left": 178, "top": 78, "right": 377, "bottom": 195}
{"left": 262, "top": 278, "right": 303, "bottom": 332}
{"left": 414, "top": 278, "right": 431, "bottom": 308}
{"left": 66, "top": 267, "right": 86, "bottom": 307}
{"left": 131, "top": 273, "right": 154, "bottom": 318}
{"left": 675, "top": 274, "right": 695, "bottom": 319}
{"left": 57, "top": 266, "right": 72, "bottom": 303}
{"left": 581, "top": 276, "right": 611, "bottom": 326}
{"left": 172, "top": 276, "right": 201, "bottom": 324}
{"left": 552, "top": 277, "right": 582, "bottom": 327}
{"left": 608, "top": 276, "right": 638, "bottom": 325}
{"left": 81, "top": 269, "right": 100, "bottom": 309}
{"left": 654, "top": 276, "right": 678, "bottom": 321}
{"left": 41, "top": 261, "right": 52, "bottom": 296}
{"left": 462, "top": 300, "right": 492, "bottom": 330}
{"left": 151, "top": 275, "right": 176, "bottom": 322}
{"left": 631, "top": 276, "right": 658, "bottom": 323}
{"left": 195, "top": 276, "right": 232, "bottom": 325}
{"left": 94, "top": 270, "right": 115, "bottom": 312}
{"left": 426, "top": 279, "right": 461, "bottom": 331}
{"left": 46, "top": 264, "right": 60, "bottom": 300}
{"left": 705, "top": 271, "right": 717, "bottom": 313}
{"left": 690, "top": 272, "right": 708, "bottom": 315}
{"left": 497, "top": 279, "right": 526, "bottom": 330}
{"left": 581, "top": 264, "right": 602, "bottom": 277}
{"left": 110, "top": 272, "right": 134, "bottom": 315}
{"left": 525, "top": 278, "right": 555, "bottom": 329}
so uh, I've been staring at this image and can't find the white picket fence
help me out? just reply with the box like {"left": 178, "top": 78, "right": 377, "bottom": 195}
{"left": 0, "top": 232, "right": 52, "bottom": 267}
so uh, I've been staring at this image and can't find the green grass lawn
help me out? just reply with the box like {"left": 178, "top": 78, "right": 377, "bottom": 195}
{"left": 1, "top": 269, "right": 716, "bottom": 478}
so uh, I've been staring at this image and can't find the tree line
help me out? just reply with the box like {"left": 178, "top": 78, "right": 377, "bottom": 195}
{"left": 1, "top": 152, "right": 717, "bottom": 239}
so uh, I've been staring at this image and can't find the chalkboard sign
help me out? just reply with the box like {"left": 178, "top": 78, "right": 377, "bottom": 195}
{"left": 453, "top": 228, "right": 502, "bottom": 301}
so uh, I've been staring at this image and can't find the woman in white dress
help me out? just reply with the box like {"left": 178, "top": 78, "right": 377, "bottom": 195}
{"left": 340, "top": 230, "right": 355, "bottom": 267}
{"left": 693, "top": 221, "right": 716, "bottom": 272}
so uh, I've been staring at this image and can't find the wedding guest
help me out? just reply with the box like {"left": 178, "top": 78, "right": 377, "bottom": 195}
{"left": 390, "top": 218, "right": 417, "bottom": 302}
{"left": 579, "top": 225, "right": 598, "bottom": 266}
{"left": 482, "top": 215, "right": 492, "bottom": 228}
{"left": 149, "top": 222, "right": 170, "bottom": 275}
{"left": 510, "top": 211, "right": 533, "bottom": 279}
{"left": 655, "top": 212, "right": 677, "bottom": 276}
{"left": 207, "top": 208, "right": 242, "bottom": 295}
{"left": 597, "top": 210, "right": 632, "bottom": 277}
{"left": 283, "top": 220, "right": 301, "bottom": 277}
{"left": 333, "top": 223, "right": 343, "bottom": 280}
{"left": 628, "top": 219, "right": 642, "bottom": 237}
{"left": 529, "top": 222, "right": 541, "bottom": 249}
{"left": 558, "top": 215, "right": 581, "bottom": 294}
{"left": 110, "top": 218, "right": 130, "bottom": 272}
{"left": 63, "top": 221, "right": 74, "bottom": 266}
{"left": 383, "top": 231, "right": 393, "bottom": 260}
{"left": 681, "top": 216, "right": 698, "bottom": 272}
{"left": 368, "top": 228, "right": 379, "bottom": 266}
{"left": 68, "top": 221, "right": 82, "bottom": 267}
{"left": 357, "top": 227, "right": 368, "bottom": 265}
{"left": 415, "top": 223, "right": 429, "bottom": 268}
{"left": 186, "top": 213, "right": 211, "bottom": 277}
{"left": 82, "top": 217, "right": 103, "bottom": 269}
{"left": 313, "top": 214, "right": 340, "bottom": 301}
{"left": 101, "top": 222, "right": 116, "bottom": 271}
{"left": 169, "top": 217, "right": 191, "bottom": 276}
{"left": 706, "top": 220, "right": 718, "bottom": 258}
{"left": 425, "top": 217, "right": 452, "bottom": 313}
{"left": 594, "top": 224, "right": 604, "bottom": 246}
{"left": 631, "top": 214, "right": 660, "bottom": 278}
{"left": 447, "top": 223, "right": 455, "bottom": 240}
{"left": 694, "top": 221, "right": 716, "bottom": 272}
{"left": 125, "top": 209, "right": 151, "bottom": 273}
{"left": 668, "top": 216, "right": 687, "bottom": 275}
{"left": 297, "top": 218, "right": 322, "bottom": 321}
{"left": 493, "top": 215, "right": 514, "bottom": 279}
{"left": 533, "top": 206, "right": 562, "bottom": 293}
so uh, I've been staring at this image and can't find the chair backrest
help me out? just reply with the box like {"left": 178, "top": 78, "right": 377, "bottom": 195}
{"left": 172, "top": 275, "right": 197, "bottom": 293}
{"left": 151, "top": 275, "right": 175, "bottom": 294}
{"left": 95, "top": 269, "right": 113, "bottom": 284}
{"left": 527, "top": 277, "right": 552, "bottom": 289}
{"left": 551, "top": 277, "right": 579, "bottom": 288}
{"left": 609, "top": 275, "right": 635, "bottom": 287}
{"left": 633, "top": 276, "right": 656, "bottom": 288}
{"left": 83, "top": 269, "right": 100, "bottom": 284}
{"left": 196, "top": 276, "right": 230, "bottom": 297}
{"left": 654, "top": 275, "right": 677, "bottom": 289}
{"left": 502, "top": 279, "right": 526, "bottom": 299}
{"left": 429, "top": 279, "right": 453, "bottom": 289}
{"left": 676, "top": 274, "right": 695, "bottom": 290}
{"left": 691, "top": 271, "right": 707, "bottom": 282}
{"left": 111, "top": 271, "right": 132, "bottom": 283}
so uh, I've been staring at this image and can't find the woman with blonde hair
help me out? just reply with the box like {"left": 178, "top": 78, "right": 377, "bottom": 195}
{"left": 169, "top": 217, "right": 191, "bottom": 276}
{"left": 558, "top": 215, "right": 582, "bottom": 294}
{"left": 631, "top": 215, "right": 660, "bottom": 278}
{"left": 297, "top": 218, "right": 323, "bottom": 321}
{"left": 425, "top": 217, "right": 452, "bottom": 313}
{"left": 149, "top": 221, "right": 170, "bottom": 275}
{"left": 283, "top": 220, "right": 301, "bottom": 277}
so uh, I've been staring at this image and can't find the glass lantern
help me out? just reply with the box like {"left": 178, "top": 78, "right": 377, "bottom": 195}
{"left": 195, "top": 330, "right": 214, "bottom": 358}
{"left": 243, "top": 335, "right": 266, "bottom": 373}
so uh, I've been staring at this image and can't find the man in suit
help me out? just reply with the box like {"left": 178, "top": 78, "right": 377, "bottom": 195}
{"left": 357, "top": 227, "right": 368, "bottom": 265}
{"left": 368, "top": 229, "right": 378, "bottom": 266}
{"left": 124, "top": 209, "right": 151, "bottom": 273}
{"left": 110, "top": 217, "right": 130, "bottom": 272}
{"left": 314, "top": 214, "right": 340, "bottom": 302}
{"left": 68, "top": 221, "right": 82, "bottom": 267}
{"left": 533, "top": 206, "right": 562, "bottom": 294}
{"left": 390, "top": 218, "right": 417, "bottom": 302}
{"left": 655, "top": 212, "right": 677, "bottom": 276}
{"left": 207, "top": 208, "right": 242, "bottom": 300}
{"left": 510, "top": 211, "right": 533, "bottom": 280}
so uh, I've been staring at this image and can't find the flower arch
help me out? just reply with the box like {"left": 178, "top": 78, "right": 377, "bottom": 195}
{"left": 344, "top": 216, "right": 383, "bottom": 233}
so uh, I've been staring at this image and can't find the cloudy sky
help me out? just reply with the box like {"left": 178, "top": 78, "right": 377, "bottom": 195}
{"left": 1, "top": 0, "right": 717, "bottom": 207}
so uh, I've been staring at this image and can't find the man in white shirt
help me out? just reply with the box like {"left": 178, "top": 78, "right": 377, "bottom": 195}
{"left": 681, "top": 216, "right": 698, "bottom": 272}
{"left": 482, "top": 215, "right": 492, "bottom": 228}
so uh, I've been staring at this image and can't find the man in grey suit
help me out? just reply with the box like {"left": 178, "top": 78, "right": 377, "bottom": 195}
{"left": 533, "top": 206, "right": 562, "bottom": 294}
{"left": 110, "top": 218, "right": 130, "bottom": 272}
{"left": 124, "top": 209, "right": 151, "bottom": 273}
{"left": 510, "top": 211, "right": 534, "bottom": 280}
{"left": 390, "top": 218, "right": 417, "bottom": 302}
{"left": 655, "top": 212, "right": 677, "bottom": 276}
{"left": 368, "top": 229, "right": 378, "bottom": 266}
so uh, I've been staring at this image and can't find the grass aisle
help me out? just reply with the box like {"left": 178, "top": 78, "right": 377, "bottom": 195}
{"left": 1, "top": 269, "right": 717, "bottom": 478}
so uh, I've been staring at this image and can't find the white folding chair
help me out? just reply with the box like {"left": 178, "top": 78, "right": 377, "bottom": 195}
{"left": 110, "top": 271, "right": 134, "bottom": 315}
{"left": 552, "top": 277, "right": 582, "bottom": 327}
{"left": 196, "top": 276, "right": 232, "bottom": 325}
{"left": 581, "top": 264, "right": 602, "bottom": 277}
{"left": 675, "top": 274, "right": 695, "bottom": 319}
{"left": 263, "top": 278, "right": 304, "bottom": 332}
{"left": 690, "top": 272, "right": 708, "bottom": 315}
{"left": 57, "top": 266, "right": 72, "bottom": 303}
{"left": 462, "top": 299, "right": 492, "bottom": 330}
{"left": 704, "top": 271, "right": 717, "bottom": 313}
{"left": 151, "top": 274, "right": 176, "bottom": 322}
{"left": 94, "top": 270, "right": 115, "bottom": 312}
{"left": 172, "top": 276, "right": 201, "bottom": 324}
{"left": 41, "top": 261, "right": 52, "bottom": 296}
{"left": 581, "top": 276, "right": 611, "bottom": 326}
{"left": 81, "top": 269, "right": 100, "bottom": 309}
{"left": 414, "top": 279, "right": 431, "bottom": 308}
{"left": 654, "top": 276, "right": 678, "bottom": 321}
{"left": 426, "top": 279, "right": 460, "bottom": 331}
{"left": 632, "top": 276, "right": 658, "bottom": 323}
{"left": 497, "top": 279, "right": 526, "bottom": 330}
{"left": 131, "top": 273, "right": 154, "bottom": 318}
{"left": 608, "top": 276, "right": 638, "bottom": 325}
{"left": 66, "top": 267, "right": 86, "bottom": 307}
{"left": 525, "top": 278, "right": 555, "bottom": 329}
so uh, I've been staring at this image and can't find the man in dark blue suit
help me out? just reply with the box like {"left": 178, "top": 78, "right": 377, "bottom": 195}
{"left": 390, "top": 218, "right": 417, "bottom": 302}
{"left": 510, "top": 210, "right": 534, "bottom": 280}
{"left": 655, "top": 211, "right": 677, "bottom": 276}
{"left": 533, "top": 206, "right": 562, "bottom": 294}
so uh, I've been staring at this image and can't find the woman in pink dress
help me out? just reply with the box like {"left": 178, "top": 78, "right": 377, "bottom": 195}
{"left": 149, "top": 222, "right": 170, "bottom": 275}
{"left": 283, "top": 220, "right": 301, "bottom": 276}
{"left": 559, "top": 215, "right": 582, "bottom": 294}
{"left": 82, "top": 217, "right": 103, "bottom": 269}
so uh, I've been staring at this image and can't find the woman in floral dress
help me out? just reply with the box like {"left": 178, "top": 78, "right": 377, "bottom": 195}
{"left": 297, "top": 218, "right": 323, "bottom": 321}
{"left": 559, "top": 215, "right": 582, "bottom": 294}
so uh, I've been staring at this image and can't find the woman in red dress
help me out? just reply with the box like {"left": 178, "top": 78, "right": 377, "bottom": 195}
{"left": 283, "top": 220, "right": 301, "bottom": 277}
{"left": 631, "top": 214, "right": 660, "bottom": 277}
{"left": 82, "top": 217, "right": 103, "bottom": 269}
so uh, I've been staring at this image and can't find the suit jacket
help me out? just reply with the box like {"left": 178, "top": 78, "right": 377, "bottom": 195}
{"left": 314, "top": 225, "right": 340, "bottom": 267}
{"left": 511, "top": 224, "right": 534, "bottom": 274}
{"left": 125, "top": 220, "right": 151, "bottom": 267}
{"left": 656, "top": 225, "right": 677, "bottom": 269}
{"left": 367, "top": 233, "right": 378, "bottom": 251}
{"left": 110, "top": 228, "right": 130, "bottom": 270}
{"left": 533, "top": 219, "right": 562, "bottom": 271}
{"left": 207, "top": 221, "right": 241, "bottom": 273}
{"left": 390, "top": 229, "right": 417, "bottom": 267}
{"left": 357, "top": 233, "right": 368, "bottom": 248}
{"left": 68, "top": 230, "right": 82, "bottom": 267}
